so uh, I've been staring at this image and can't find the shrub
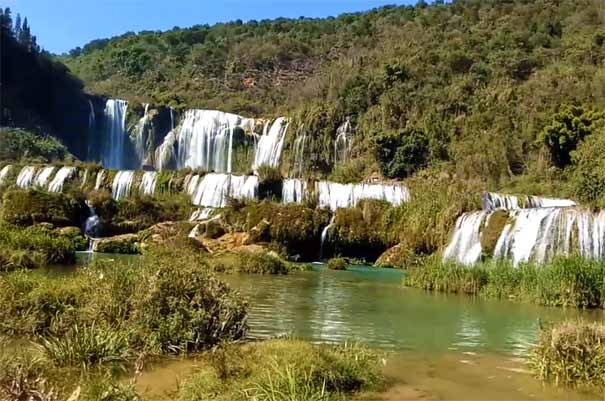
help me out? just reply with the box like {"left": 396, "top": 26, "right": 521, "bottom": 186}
{"left": 327, "top": 257, "right": 348, "bottom": 271}
{"left": 1, "top": 188, "right": 87, "bottom": 227}
{"left": 571, "top": 129, "right": 605, "bottom": 205}
{"left": 38, "top": 325, "right": 131, "bottom": 368}
{"left": 209, "top": 251, "right": 291, "bottom": 275}
{"left": 530, "top": 321, "right": 605, "bottom": 388}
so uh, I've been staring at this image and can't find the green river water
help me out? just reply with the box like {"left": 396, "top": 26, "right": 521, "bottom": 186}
{"left": 75, "top": 255, "right": 605, "bottom": 400}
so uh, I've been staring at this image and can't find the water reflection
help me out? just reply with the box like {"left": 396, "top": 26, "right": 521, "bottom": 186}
{"left": 223, "top": 266, "right": 605, "bottom": 356}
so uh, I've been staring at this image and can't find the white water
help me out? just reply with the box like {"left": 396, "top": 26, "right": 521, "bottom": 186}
{"left": 446, "top": 207, "right": 605, "bottom": 266}
{"left": 139, "top": 171, "right": 158, "bottom": 196}
{"left": 254, "top": 117, "right": 289, "bottom": 170}
{"left": 33, "top": 166, "right": 55, "bottom": 188}
{"left": 334, "top": 118, "right": 353, "bottom": 166}
{"left": 482, "top": 192, "right": 576, "bottom": 211}
{"left": 0, "top": 165, "right": 12, "bottom": 186}
{"left": 292, "top": 130, "right": 306, "bottom": 178}
{"left": 48, "top": 166, "right": 75, "bottom": 192}
{"left": 320, "top": 216, "right": 336, "bottom": 260}
{"left": 84, "top": 201, "right": 101, "bottom": 238}
{"left": 184, "top": 174, "right": 201, "bottom": 197}
{"left": 112, "top": 171, "right": 135, "bottom": 200}
{"left": 102, "top": 99, "right": 128, "bottom": 169}
{"left": 16, "top": 166, "right": 37, "bottom": 188}
{"left": 133, "top": 103, "right": 151, "bottom": 165}
{"left": 191, "top": 173, "right": 258, "bottom": 207}
{"left": 316, "top": 181, "right": 411, "bottom": 211}
{"left": 443, "top": 211, "right": 491, "bottom": 265}
{"left": 282, "top": 178, "right": 307, "bottom": 204}
{"left": 94, "top": 170, "right": 106, "bottom": 191}
{"left": 155, "top": 131, "right": 177, "bottom": 171}
{"left": 190, "top": 207, "right": 216, "bottom": 222}
{"left": 177, "top": 109, "right": 255, "bottom": 172}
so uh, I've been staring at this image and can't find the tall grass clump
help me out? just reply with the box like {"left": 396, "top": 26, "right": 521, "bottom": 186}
{"left": 209, "top": 251, "right": 291, "bottom": 274}
{"left": 178, "top": 340, "right": 383, "bottom": 401}
{"left": 406, "top": 256, "right": 605, "bottom": 308}
{"left": 530, "top": 321, "right": 605, "bottom": 389}
{"left": 37, "top": 325, "right": 130, "bottom": 369}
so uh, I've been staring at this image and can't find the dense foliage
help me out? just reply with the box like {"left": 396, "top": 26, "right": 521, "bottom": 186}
{"left": 0, "top": 128, "right": 71, "bottom": 163}
{"left": 61, "top": 0, "right": 605, "bottom": 189}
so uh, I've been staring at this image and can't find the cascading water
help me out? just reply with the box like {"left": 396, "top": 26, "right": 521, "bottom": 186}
{"left": 102, "top": 99, "right": 128, "bottom": 169}
{"left": 33, "top": 166, "right": 55, "bottom": 188}
{"left": 177, "top": 109, "right": 254, "bottom": 172}
{"left": 84, "top": 201, "right": 101, "bottom": 238}
{"left": 482, "top": 192, "right": 576, "bottom": 211}
{"left": 16, "top": 166, "right": 37, "bottom": 188}
{"left": 190, "top": 207, "right": 216, "bottom": 222}
{"left": 253, "top": 117, "right": 289, "bottom": 170}
{"left": 334, "top": 118, "right": 353, "bottom": 166}
{"left": 282, "top": 178, "right": 307, "bottom": 204}
{"left": 133, "top": 103, "right": 152, "bottom": 166}
{"left": 443, "top": 211, "right": 491, "bottom": 265}
{"left": 292, "top": 129, "right": 306, "bottom": 178}
{"left": 111, "top": 171, "right": 135, "bottom": 200}
{"left": 48, "top": 167, "right": 75, "bottom": 193}
{"left": 94, "top": 170, "right": 106, "bottom": 191}
{"left": 320, "top": 216, "right": 336, "bottom": 260}
{"left": 316, "top": 181, "right": 411, "bottom": 211}
{"left": 184, "top": 174, "right": 201, "bottom": 197}
{"left": 191, "top": 173, "right": 259, "bottom": 207}
{"left": 139, "top": 171, "right": 158, "bottom": 196}
{"left": 0, "top": 165, "right": 12, "bottom": 186}
{"left": 155, "top": 131, "right": 177, "bottom": 171}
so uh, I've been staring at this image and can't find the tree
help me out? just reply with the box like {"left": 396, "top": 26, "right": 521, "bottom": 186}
{"left": 19, "top": 17, "right": 31, "bottom": 49}
{"left": 14, "top": 13, "right": 21, "bottom": 38}
{"left": 372, "top": 128, "right": 430, "bottom": 178}
{"left": 572, "top": 128, "right": 605, "bottom": 205}
{"left": 540, "top": 105, "right": 605, "bottom": 168}
{"left": 1, "top": 7, "right": 12, "bottom": 31}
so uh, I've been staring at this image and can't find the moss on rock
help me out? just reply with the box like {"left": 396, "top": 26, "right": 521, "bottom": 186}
{"left": 94, "top": 234, "right": 140, "bottom": 254}
{"left": 1, "top": 188, "right": 87, "bottom": 227}
{"left": 480, "top": 210, "right": 510, "bottom": 258}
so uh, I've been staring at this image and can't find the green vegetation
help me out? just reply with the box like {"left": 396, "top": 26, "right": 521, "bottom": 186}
{"left": 327, "top": 257, "right": 348, "bottom": 271}
{"left": 0, "top": 128, "right": 71, "bottom": 163}
{"left": 405, "top": 257, "right": 605, "bottom": 308}
{"left": 209, "top": 251, "right": 291, "bottom": 274}
{"left": 178, "top": 340, "right": 382, "bottom": 401}
{"left": 0, "top": 222, "right": 77, "bottom": 270}
{"left": 1, "top": 188, "right": 87, "bottom": 227}
{"left": 530, "top": 321, "right": 605, "bottom": 389}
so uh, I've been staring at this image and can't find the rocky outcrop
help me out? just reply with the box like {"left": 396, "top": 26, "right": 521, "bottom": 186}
{"left": 93, "top": 233, "right": 139, "bottom": 254}
{"left": 375, "top": 243, "right": 411, "bottom": 268}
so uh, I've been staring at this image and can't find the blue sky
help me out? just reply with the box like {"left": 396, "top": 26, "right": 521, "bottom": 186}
{"left": 4, "top": 0, "right": 416, "bottom": 54}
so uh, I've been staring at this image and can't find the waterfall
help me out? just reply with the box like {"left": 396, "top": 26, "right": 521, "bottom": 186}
{"left": 446, "top": 207, "right": 605, "bottom": 266}
{"left": 16, "top": 166, "right": 37, "bottom": 188}
{"left": 155, "top": 131, "right": 177, "bottom": 171}
{"left": 253, "top": 117, "right": 289, "bottom": 170}
{"left": 133, "top": 103, "right": 151, "bottom": 165}
{"left": 190, "top": 207, "right": 216, "bottom": 221}
{"left": 33, "top": 166, "right": 55, "bottom": 188}
{"left": 334, "top": 118, "right": 353, "bottom": 166}
{"left": 191, "top": 173, "right": 259, "bottom": 207}
{"left": 170, "top": 108, "right": 175, "bottom": 130}
{"left": 48, "top": 167, "right": 76, "bottom": 193}
{"left": 139, "top": 171, "right": 158, "bottom": 196}
{"left": 282, "top": 179, "right": 307, "bottom": 204}
{"left": 0, "top": 165, "right": 12, "bottom": 186}
{"left": 177, "top": 109, "right": 255, "bottom": 172}
{"left": 94, "top": 170, "right": 107, "bottom": 191}
{"left": 102, "top": 99, "right": 128, "bottom": 169}
{"left": 443, "top": 211, "right": 491, "bottom": 265}
{"left": 87, "top": 99, "right": 96, "bottom": 160}
{"left": 184, "top": 174, "right": 201, "bottom": 196}
{"left": 320, "top": 216, "right": 335, "bottom": 260}
{"left": 482, "top": 192, "right": 576, "bottom": 211}
{"left": 316, "top": 181, "right": 410, "bottom": 211}
{"left": 111, "top": 171, "right": 135, "bottom": 200}
{"left": 292, "top": 130, "right": 306, "bottom": 178}
{"left": 84, "top": 201, "right": 101, "bottom": 238}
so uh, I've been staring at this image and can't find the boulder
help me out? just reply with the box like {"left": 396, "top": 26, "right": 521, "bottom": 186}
{"left": 94, "top": 234, "right": 139, "bottom": 254}
{"left": 375, "top": 243, "right": 412, "bottom": 268}
{"left": 55, "top": 226, "right": 87, "bottom": 251}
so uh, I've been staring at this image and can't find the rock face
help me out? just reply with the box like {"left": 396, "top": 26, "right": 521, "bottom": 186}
{"left": 139, "top": 221, "right": 195, "bottom": 246}
{"left": 94, "top": 233, "right": 139, "bottom": 254}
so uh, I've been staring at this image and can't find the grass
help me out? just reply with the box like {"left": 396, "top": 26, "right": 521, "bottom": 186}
{"left": 405, "top": 256, "right": 605, "bottom": 308}
{"left": 37, "top": 325, "right": 131, "bottom": 369}
{"left": 327, "top": 257, "right": 348, "bottom": 271}
{"left": 530, "top": 321, "right": 605, "bottom": 389}
{"left": 208, "top": 250, "right": 292, "bottom": 275}
{"left": 178, "top": 340, "right": 383, "bottom": 401}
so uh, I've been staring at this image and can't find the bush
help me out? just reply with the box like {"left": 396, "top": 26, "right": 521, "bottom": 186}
{"left": 530, "top": 321, "right": 605, "bottom": 388}
{"left": 209, "top": 251, "right": 291, "bottom": 274}
{"left": 372, "top": 128, "right": 430, "bottom": 179}
{"left": 178, "top": 340, "right": 383, "bottom": 401}
{"left": 571, "top": 130, "right": 605, "bottom": 205}
{"left": 0, "top": 128, "right": 70, "bottom": 163}
{"left": 1, "top": 188, "right": 87, "bottom": 227}
{"left": 327, "top": 257, "right": 348, "bottom": 271}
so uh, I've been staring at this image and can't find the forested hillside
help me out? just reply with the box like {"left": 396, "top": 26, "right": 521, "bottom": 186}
{"left": 41, "top": 1, "right": 605, "bottom": 203}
